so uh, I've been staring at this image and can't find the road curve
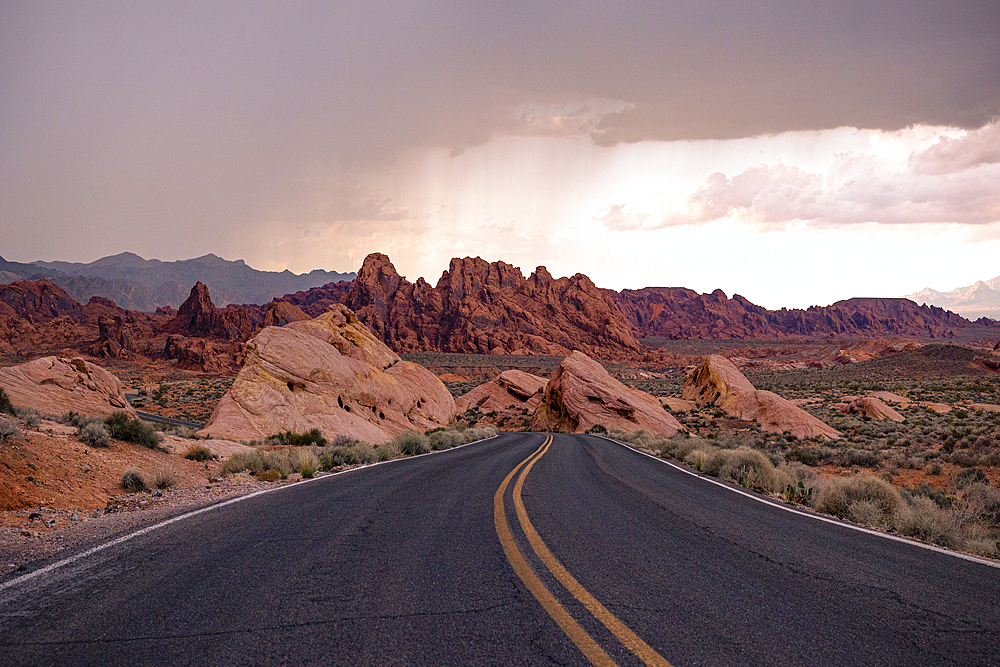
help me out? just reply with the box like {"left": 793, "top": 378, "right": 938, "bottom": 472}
{"left": 1, "top": 433, "right": 998, "bottom": 665}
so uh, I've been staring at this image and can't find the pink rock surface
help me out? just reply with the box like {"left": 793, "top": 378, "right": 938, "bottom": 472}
{"left": 530, "top": 351, "right": 682, "bottom": 436}
{"left": 455, "top": 370, "right": 548, "bottom": 413}
{"left": 198, "top": 304, "right": 455, "bottom": 444}
{"left": 840, "top": 396, "right": 905, "bottom": 422}
{"left": 0, "top": 356, "right": 136, "bottom": 418}
{"left": 682, "top": 355, "right": 841, "bottom": 440}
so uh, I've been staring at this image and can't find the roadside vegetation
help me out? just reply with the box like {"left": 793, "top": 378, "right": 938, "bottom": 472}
{"left": 219, "top": 425, "right": 498, "bottom": 480}
{"left": 602, "top": 425, "right": 1000, "bottom": 559}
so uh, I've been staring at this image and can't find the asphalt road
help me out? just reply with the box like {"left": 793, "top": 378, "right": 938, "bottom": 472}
{"left": 133, "top": 409, "right": 205, "bottom": 431}
{"left": 1, "top": 433, "right": 998, "bottom": 666}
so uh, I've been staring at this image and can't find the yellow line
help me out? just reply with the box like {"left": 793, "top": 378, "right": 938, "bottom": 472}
{"left": 494, "top": 436, "right": 616, "bottom": 667}
{"left": 514, "top": 436, "right": 674, "bottom": 667}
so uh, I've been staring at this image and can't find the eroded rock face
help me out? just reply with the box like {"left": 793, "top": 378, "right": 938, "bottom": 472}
{"left": 456, "top": 370, "right": 547, "bottom": 414}
{"left": 840, "top": 396, "right": 905, "bottom": 422}
{"left": 530, "top": 351, "right": 682, "bottom": 436}
{"left": 343, "top": 253, "right": 642, "bottom": 360}
{"left": 165, "top": 282, "right": 253, "bottom": 340}
{"left": 0, "top": 356, "right": 136, "bottom": 418}
{"left": 90, "top": 315, "right": 134, "bottom": 358}
{"left": 198, "top": 304, "right": 455, "bottom": 444}
{"left": 682, "top": 355, "right": 841, "bottom": 439}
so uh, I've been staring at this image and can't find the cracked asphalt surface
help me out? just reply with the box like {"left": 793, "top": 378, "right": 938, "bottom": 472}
{"left": 1, "top": 432, "right": 999, "bottom": 665}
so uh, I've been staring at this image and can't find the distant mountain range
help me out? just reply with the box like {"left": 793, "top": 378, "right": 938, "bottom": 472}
{"left": 905, "top": 276, "right": 1000, "bottom": 322}
{"left": 0, "top": 252, "right": 355, "bottom": 312}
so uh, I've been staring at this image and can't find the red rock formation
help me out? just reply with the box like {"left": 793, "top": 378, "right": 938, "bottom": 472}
{"left": 0, "top": 279, "right": 81, "bottom": 323}
{"left": 199, "top": 304, "right": 455, "bottom": 444}
{"left": 89, "top": 315, "right": 134, "bottom": 358}
{"left": 343, "top": 253, "right": 642, "bottom": 360}
{"left": 614, "top": 288, "right": 993, "bottom": 340}
{"left": 682, "top": 355, "right": 841, "bottom": 439}
{"left": 165, "top": 282, "right": 253, "bottom": 340}
{"left": 455, "top": 370, "right": 547, "bottom": 415}
{"left": 275, "top": 281, "right": 354, "bottom": 317}
{"left": 530, "top": 351, "right": 682, "bottom": 436}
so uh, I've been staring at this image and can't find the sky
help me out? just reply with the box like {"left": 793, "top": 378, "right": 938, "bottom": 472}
{"left": 2, "top": 1, "right": 999, "bottom": 309}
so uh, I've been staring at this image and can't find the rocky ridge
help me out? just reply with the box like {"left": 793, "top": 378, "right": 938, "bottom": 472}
{"left": 0, "top": 356, "right": 137, "bottom": 418}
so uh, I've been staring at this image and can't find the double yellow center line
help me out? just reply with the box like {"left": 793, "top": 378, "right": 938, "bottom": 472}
{"left": 494, "top": 435, "right": 673, "bottom": 667}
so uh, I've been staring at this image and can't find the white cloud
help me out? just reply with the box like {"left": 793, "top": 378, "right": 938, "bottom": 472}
{"left": 601, "top": 121, "right": 1000, "bottom": 231}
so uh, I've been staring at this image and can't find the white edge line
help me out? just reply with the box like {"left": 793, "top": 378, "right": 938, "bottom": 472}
{"left": 0, "top": 434, "right": 500, "bottom": 593}
{"left": 595, "top": 435, "right": 1000, "bottom": 571}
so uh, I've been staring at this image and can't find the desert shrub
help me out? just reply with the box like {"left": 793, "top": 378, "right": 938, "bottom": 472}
{"left": 256, "top": 469, "right": 282, "bottom": 481}
{"left": 15, "top": 407, "right": 41, "bottom": 428}
{"left": 964, "top": 482, "right": 1000, "bottom": 527}
{"left": 272, "top": 428, "right": 326, "bottom": 447}
{"left": 898, "top": 496, "right": 959, "bottom": 547}
{"left": 297, "top": 449, "right": 320, "bottom": 478}
{"left": 61, "top": 411, "right": 88, "bottom": 427}
{"left": 184, "top": 444, "right": 215, "bottom": 462}
{"left": 78, "top": 421, "right": 110, "bottom": 447}
{"left": 815, "top": 475, "right": 904, "bottom": 530}
{"left": 954, "top": 467, "right": 989, "bottom": 490}
{"left": 841, "top": 448, "right": 882, "bottom": 468}
{"left": 586, "top": 424, "right": 608, "bottom": 435}
{"left": 0, "top": 387, "right": 15, "bottom": 416}
{"left": 684, "top": 447, "right": 717, "bottom": 472}
{"left": 151, "top": 468, "right": 179, "bottom": 490}
{"left": 321, "top": 446, "right": 360, "bottom": 469}
{"left": 0, "top": 416, "right": 21, "bottom": 442}
{"left": 105, "top": 411, "right": 159, "bottom": 449}
{"left": 714, "top": 448, "right": 778, "bottom": 493}
{"left": 331, "top": 434, "right": 362, "bottom": 448}
{"left": 430, "top": 429, "right": 463, "bottom": 451}
{"left": 221, "top": 449, "right": 293, "bottom": 477}
{"left": 375, "top": 444, "right": 395, "bottom": 461}
{"left": 393, "top": 430, "right": 430, "bottom": 456}
{"left": 120, "top": 467, "right": 148, "bottom": 493}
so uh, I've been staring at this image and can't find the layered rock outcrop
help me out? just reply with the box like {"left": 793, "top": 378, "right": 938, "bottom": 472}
{"left": 455, "top": 370, "right": 547, "bottom": 413}
{"left": 682, "top": 355, "right": 840, "bottom": 439}
{"left": 0, "top": 356, "right": 136, "bottom": 418}
{"left": 342, "top": 253, "right": 642, "bottom": 360}
{"left": 840, "top": 396, "right": 905, "bottom": 422}
{"left": 530, "top": 351, "right": 682, "bottom": 436}
{"left": 198, "top": 304, "right": 455, "bottom": 444}
{"left": 90, "top": 315, "right": 134, "bottom": 358}
{"left": 261, "top": 301, "right": 311, "bottom": 328}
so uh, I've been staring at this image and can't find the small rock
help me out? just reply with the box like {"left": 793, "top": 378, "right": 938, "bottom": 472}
{"left": 152, "top": 490, "right": 163, "bottom": 498}
{"left": 70, "top": 512, "right": 80, "bottom": 521}
{"left": 27, "top": 512, "right": 42, "bottom": 522}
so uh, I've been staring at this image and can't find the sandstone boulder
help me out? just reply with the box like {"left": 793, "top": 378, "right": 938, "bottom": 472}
{"left": 530, "top": 351, "right": 682, "bottom": 436}
{"left": 660, "top": 397, "right": 697, "bottom": 412}
{"left": 198, "top": 304, "right": 455, "bottom": 444}
{"left": 262, "top": 301, "right": 310, "bottom": 328}
{"left": 90, "top": 315, "right": 134, "bottom": 358}
{"left": 869, "top": 391, "right": 909, "bottom": 405}
{"left": 456, "top": 370, "right": 548, "bottom": 413}
{"left": 840, "top": 396, "right": 905, "bottom": 422}
{"left": 682, "top": 355, "right": 840, "bottom": 439}
{"left": 0, "top": 356, "right": 136, "bottom": 418}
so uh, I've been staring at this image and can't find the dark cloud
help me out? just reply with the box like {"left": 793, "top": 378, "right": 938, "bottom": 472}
{"left": 1, "top": 0, "right": 998, "bottom": 263}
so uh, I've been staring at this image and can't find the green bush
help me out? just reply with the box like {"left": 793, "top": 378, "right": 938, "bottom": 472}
{"left": 0, "top": 387, "right": 14, "bottom": 416}
{"left": 0, "top": 416, "right": 20, "bottom": 442}
{"left": 321, "top": 446, "right": 360, "bottom": 469}
{"left": 105, "top": 411, "right": 160, "bottom": 449}
{"left": 272, "top": 428, "right": 326, "bottom": 447}
{"left": 898, "top": 496, "right": 958, "bottom": 547}
{"left": 151, "top": 468, "right": 178, "bottom": 490}
{"left": 184, "top": 444, "right": 215, "bottom": 462}
{"left": 120, "top": 467, "right": 148, "bottom": 493}
{"left": 815, "top": 475, "right": 904, "bottom": 530}
{"left": 393, "top": 430, "right": 430, "bottom": 456}
{"left": 78, "top": 421, "right": 110, "bottom": 447}
{"left": 15, "top": 408, "right": 41, "bottom": 428}
{"left": 297, "top": 449, "right": 320, "bottom": 478}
